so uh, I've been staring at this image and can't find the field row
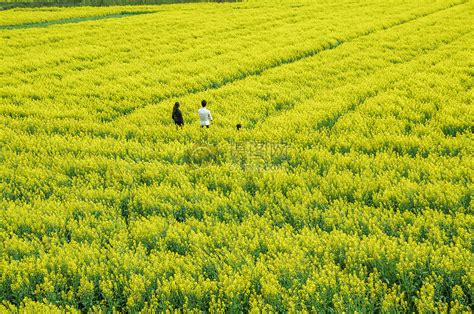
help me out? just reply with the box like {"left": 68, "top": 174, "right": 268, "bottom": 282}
{"left": 0, "top": 5, "right": 158, "bottom": 26}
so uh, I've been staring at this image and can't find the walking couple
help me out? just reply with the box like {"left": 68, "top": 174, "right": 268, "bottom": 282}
{"left": 172, "top": 100, "right": 213, "bottom": 129}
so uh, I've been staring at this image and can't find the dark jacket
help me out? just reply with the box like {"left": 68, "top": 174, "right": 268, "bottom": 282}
{"left": 172, "top": 108, "right": 184, "bottom": 125}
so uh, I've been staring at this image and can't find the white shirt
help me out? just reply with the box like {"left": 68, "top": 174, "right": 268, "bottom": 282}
{"left": 198, "top": 107, "right": 213, "bottom": 126}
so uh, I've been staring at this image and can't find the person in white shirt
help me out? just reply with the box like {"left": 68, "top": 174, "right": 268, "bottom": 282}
{"left": 198, "top": 100, "right": 213, "bottom": 128}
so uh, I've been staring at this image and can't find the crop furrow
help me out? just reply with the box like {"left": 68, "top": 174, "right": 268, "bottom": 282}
{"left": 0, "top": 11, "right": 157, "bottom": 30}
{"left": 315, "top": 31, "right": 471, "bottom": 133}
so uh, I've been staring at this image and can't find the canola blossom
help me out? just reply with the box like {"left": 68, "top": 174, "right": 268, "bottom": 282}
{"left": 0, "top": 0, "right": 473, "bottom": 312}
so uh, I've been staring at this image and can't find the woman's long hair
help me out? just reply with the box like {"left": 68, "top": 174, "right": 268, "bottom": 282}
{"left": 173, "top": 102, "right": 180, "bottom": 111}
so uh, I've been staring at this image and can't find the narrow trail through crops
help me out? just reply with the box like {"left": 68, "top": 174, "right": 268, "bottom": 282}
{"left": 109, "top": 0, "right": 468, "bottom": 124}
{"left": 0, "top": 11, "right": 156, "bottom": 30}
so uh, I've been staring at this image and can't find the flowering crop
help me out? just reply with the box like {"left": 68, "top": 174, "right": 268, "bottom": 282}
{"left": 0, "top": 6, "right": 159, "bottom": 26}
{"left": 0, "top": 0, "right": 473, "bottom": 312}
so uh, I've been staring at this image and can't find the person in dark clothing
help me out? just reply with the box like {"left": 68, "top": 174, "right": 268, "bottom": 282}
{"left": 236, "top": 123, "right": 242, "bottom": 131}
{"left": 172, "top": 102, "right": 184, "bottom": 128}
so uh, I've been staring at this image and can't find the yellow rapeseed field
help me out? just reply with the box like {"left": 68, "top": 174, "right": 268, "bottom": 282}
{"left": 0, "top": 0, "right": 473, "bottom": 312}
